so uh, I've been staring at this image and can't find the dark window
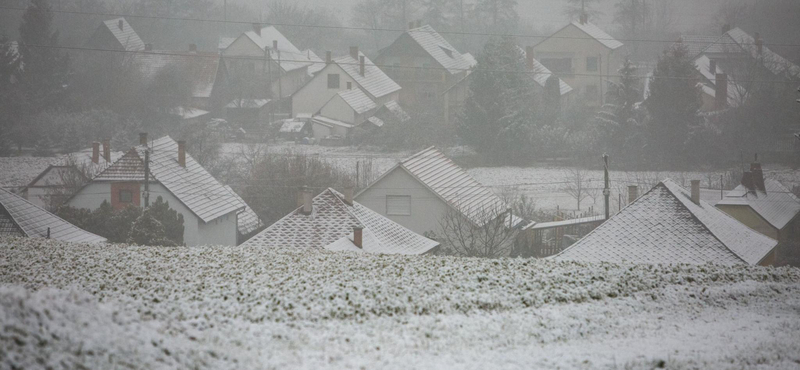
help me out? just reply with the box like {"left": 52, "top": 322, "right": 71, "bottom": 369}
{"left": 346, "top": 82, "right": 352, "bottom": 90}
{"left": 119, "top": 189, "right": 133, "bottom": 203}
{"left": 586, "top": 57, "right": 599, "bottom": 72}
{"left": 327, "top": 74, "right": 340, "bottom": 89}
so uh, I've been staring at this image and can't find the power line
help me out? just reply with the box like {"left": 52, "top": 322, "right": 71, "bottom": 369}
{"left": 4, "top": 5, "right": 800, "bottom": 48}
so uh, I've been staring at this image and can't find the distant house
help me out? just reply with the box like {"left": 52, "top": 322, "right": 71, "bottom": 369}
{"left": 222, "top": 25, "right": 318, "bottom": 102}
{"left": 67, "top": 136, "right": 260, "bottom": 246}
{"left": 319, "top": 88, "right": 378, "bottom": 125}
{"left": 292, "top": 47, "right": 401, "bottom": 118}
{"left": 356, "top": 147, "right": 523, "bottom": 237}
{"left": 375, "top": 24, "right": 476, "bottom": 124}
{"left": 532, "top": 17, "right": 624, "bottom": 106}
{"left": 555, "top": 179, "right": 778, "bottom": 266}
{"left": 85, "top": 18, "right": 145, "bottom": 52}
{"left": 23, "top": 141, "right": 123, "bottom": 209}
{"left": 132, "top": 48, "right": 230, "bottom": 114}
{"left": 242, "top": 188, "right": 439, "bottom": 255}
{"left": 716, "top": 161, "right": 800, "bottom": 263}
{"left": 697, "top": 27, "right": 800, "bottom": 81}
{"left": 1, "top": 187, "right": 106, "bottom": 243}
{"left": 225, "top": 98, "right": 272, "bottom": 128}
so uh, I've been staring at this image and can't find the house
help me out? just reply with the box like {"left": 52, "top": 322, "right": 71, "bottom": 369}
{"left": 67, "top": 136, "right": 259, "bottom": 246}
{"left": 85, "top": 18, "right": 145, "bottom": 52}
{"left": 23, "top": 140, "right": 123, "bottom": 209}
{"left": 132, "top": 48, "right": 230, "bottom": 114}
{"left": 292, "top": 47, "right": 401, "bottom": 118}
{"left": 356, "top": 147, "right": 523, "bottom": 238}
{"left": 697, "top": 27, "right": 800, "bottom": 81}
{"left": 241, "top": 188, "right": 439, "bottom": 255}
{"left": 222, "top": 25, "right": 318, "bottom": 102}
{"left": 716, "top": 160, "right": 800, "bottom": 263}
{"left": 532, "top": 16, "right": 624, "bottom": 106}
{"left": 360, "top": 100, "right": 411, "bottom": 130}
{"left": 693, "top": 55, "right": 746, "bottom": 112}
{"left": 375, "top": 24, "right": 476, "bottom": 123}
{"left": 319, "top": 88, "right": 378, "bottom": 125}
{"left": 1, "top": 187, "right": 106, "bottom": 243}
{"left": 554, "top": 179, "right": 778, "bottom": 266}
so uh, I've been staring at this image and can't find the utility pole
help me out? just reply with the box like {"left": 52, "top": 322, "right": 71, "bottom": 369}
{"left": 603, "top": 154, "right": 610, "bottom": 220}
{"left": 144, "top": 150, "right": 150, "bottom": 208}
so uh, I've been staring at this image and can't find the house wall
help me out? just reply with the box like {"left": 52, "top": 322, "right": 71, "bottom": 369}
{"left": 533, "top": 24, "right": 623, "bottom": 106}
{"left": 223, "top": 36, "right": 307, "bottom": 102}
{"left": 319, "top": 95, "right": 357, "bottom": 124}
{"left": 356, "top": 168, "right": 452, "bottom": 236}
{"left": 716, "top": 204, "right": 779, "bottom": 240}
{"left": 68, "top": 182, "right": 238, "bottom": 246}
{"left": 292, "top": 63, "right": 359, "bottom": 117}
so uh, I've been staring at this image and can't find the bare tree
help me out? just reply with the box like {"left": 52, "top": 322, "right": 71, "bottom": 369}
{"left": 438, "top": 207, "right": 517, "bottom": 258}
{"left": 43, "top": 155, "right": 92, "bottom": 212}
{"left": 561, "top": 167, "right": 594, "bottom": 211}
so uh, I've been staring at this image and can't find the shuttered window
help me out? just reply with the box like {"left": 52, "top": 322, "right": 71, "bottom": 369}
{"left": 386, "top": 195, "right": 411, "bottom": 216}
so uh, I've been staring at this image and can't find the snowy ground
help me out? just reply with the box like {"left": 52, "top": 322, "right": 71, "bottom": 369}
{"left": 2, "top": 237, "right": 800, "bottom": 369}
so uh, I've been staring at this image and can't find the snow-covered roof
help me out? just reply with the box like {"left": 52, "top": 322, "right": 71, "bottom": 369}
{"left": 102, "top": 18, "right": 144, "bottom": 52}
{"left": 333, "top": 53, "right": 401, "bottom": 99}
{"left": 223, "top": 185, "right": 263, "bottom": 236}
{"left": 305, "top": 49, "right": 325, "bottom": 76}
{"left": 242, "top": 188, "right": 438, "bottom": 255}
{"left": 702, "top": 28, "right": 800, "bottom": 78}
{"left": 694, "top": 55, "right": 746, "bottom": 107}
{"left": 279, "top": 119, "right": 307, "bottom": 133}
{"left": 0, "top": 188, "right": 106, "bottom": 243}
{"left": 717, "top": 179, "right": 800, "bottom": 231}
{"left": 237, "top": 27, "right": 316, "bottom": 73}
{"left": 312, "top": 116, "right": 354, "bottom": 129}
{"left": 92, "top": 136, "right": 243, "bottom": 223}
{"left": 568, "top": 21, "right": 623, "bottom": 50}
{"left": 405, "top": 25, "right": 473, "bottom": 75}
{"left": 226, "top": 99, "right": 270, "bottom": 109}
{"left": 365, "top": 116, "right": 385, "bottom": 127}
{"left": 518, "top": 46, "right": 573, "bottom": 96}
{"left": 555, "top": 179, "right": 778, "bottom": 266}
{"left": 218, "top": 37, "right": 235, "bottom": 52}
{"left": 677, "top": 34, "right": 721, "bottom": 58}
{"left": 463, "top": 52, "right": 478, "bottom": 68}
{"left": 381, "top": 100, "right": 411, "bottom": 122}
{"left": 336, "top": 89, "right": 377, "bottom": 115}
{"left": 132, "top": 51, "right": 223, "bottom": 98}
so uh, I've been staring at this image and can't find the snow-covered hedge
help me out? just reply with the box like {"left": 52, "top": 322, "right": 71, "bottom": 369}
{"left": 2, "top": 237, "right": 798, "bottom": 323}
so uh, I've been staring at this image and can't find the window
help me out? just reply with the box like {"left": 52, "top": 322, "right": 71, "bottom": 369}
{"left": 327, "top": 74, "right": 340, "bottom": 89}
{"left": 119, "top": 189, "right": 133, "bottom": 203}
{"left": 540, "top": 58, "right": 573, "bottom": 74}
{"left": 586, "top": 57, "right": 598, "bottom": 72}
{"left": 346, "top": 82, "right": 352, "bottom": 90}
{"left": 386, "top": 195, "right": 411, "bottom": 216}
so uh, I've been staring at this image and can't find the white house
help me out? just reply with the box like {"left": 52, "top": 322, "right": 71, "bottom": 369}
{"left": 67, "top": 136, "right": 260, "bottom": 246}
{"left": 242, "top": 188, "right": 438, "bottom": 255}
{"left": 292, "top": 47, "right": 401, "bottom": 118}
{"left": 1, "top": 187, "right": 106, "bottom": 243}
{"left": 356, "top": 147, "right": 522, "bottom": 237}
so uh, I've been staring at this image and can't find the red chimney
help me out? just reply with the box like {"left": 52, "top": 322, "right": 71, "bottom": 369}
{"left": 691, "top": 180, "right": 701, "bottom": 205}
{"left": 359, "top": 55, "right": 365, "bottom": 76}
{"left": 301, "top": 186, "right": 313, "bottom": 215}
{"left": 350, "top": 46, "right": 359, "bottom": 60}
{"left": 177, "top": 140, "right": 186, "bottom": 168}
{"left": 252, "top": 23, "right": 261, "bottom": 37}
{"left": 353, "top": 226, "right": 363, "bottom": 249}
{"left": 715, "top": 73, "right": 728, "bottom": 110}
{"left": 92, "top": 142, "right": 100, "bottom": 164}
{"left": 525, "top": 46, "right": 534, "bottom": 70}
{"left": 102, "top": 139, "right": 111, "bottom": 162}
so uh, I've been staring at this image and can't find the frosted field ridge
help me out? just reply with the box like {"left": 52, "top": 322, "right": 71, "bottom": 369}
{"left": 2, "top": 236, "right": 800, "bottom": 369}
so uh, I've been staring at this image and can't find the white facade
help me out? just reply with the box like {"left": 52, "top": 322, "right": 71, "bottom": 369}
{"left": 68, "top": 182, "right": 238, "bottom": 246}
{"left": 222, "top": 35, "right": 309, "bottom": 99}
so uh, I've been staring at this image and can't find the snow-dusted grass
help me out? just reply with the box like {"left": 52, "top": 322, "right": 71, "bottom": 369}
{"left": 3, "top": 237, "right": 799, "bottom": 369}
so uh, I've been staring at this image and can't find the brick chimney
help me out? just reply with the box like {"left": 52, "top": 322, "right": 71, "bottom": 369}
{"left": 252, "top": 23, "right": 261, "bottom": 37}
{"left": 301, "top": 186, "right": 313, "bottom": 215}
{"left": 189, "top": 43, "right": 197, "bottom": 52}
{"left": 353, "top": 226, "right": 363, "bottom": 249}
{"left": 741, "top": 171, "right": 754, "bottom": 193}
{"left": 715, "top": 73, "right": 728, "bottom": 110}
{"left": 691, "top": 180, "right": 701, "bottom": 205}
{"left": 177, "top": 140, "right": 186, "bottom": 168}
{"left": 92, "top": 142, "right": 100, "bottom": 164}
{"left": 139, "top": 132, "right": 148, "bottom": 146}
{"left": 628, "top": 185, "right": 638, "bottom": 204}
{"left": 102, "top": 139, "right": 111, "bottom": 162}
{"left": 343, "top": 187, "right": 354, "bottom": 206}
{"left": 754, "top": 32, "right": 763, "bottom": 55}
{"left": 325, "top": 51, "right": 332, "bottom": 64}
{"left": 750, "top": 155, "right": 765, "bottom": 192}
{"left": 526, "top": 46, "right": 534, "bottom": 70}
{"left": 350, "top": 46, "right": 359, "bottom": 60}
{"left": 359, "top": 55, "right": 366, "bottom": 76}
{"left": 118, "top": 19, "right": 124, "bottom": 31}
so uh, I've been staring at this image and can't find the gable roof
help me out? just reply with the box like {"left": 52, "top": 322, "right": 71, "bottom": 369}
{"left": 235, "top": 26, "right": 316, "bottom": 73}
{"left": 92, "top": 136, "right": 243, "bottom": 223}
{"left": 717, "top": 178, "right": 800, "bottom": 231}
{"left": 223, "top": 185, "right": 263, "bottom": 236}
{"left": 226, "top": 99, "right": 270, "bottom": 109}
{"left": 336, "top": 88, "right": 377, "bottom": 115}
{"left": 702, "top": 28, "right": 800, "bottom": 78}
{"left": 102, "top": 18, "right": 144, "bottom": 52}
{"left": 555, "top": 179, "right": 777, "bottom": 265}
{"left": 538, "top": 21, "right": 623, "bottom": 50}
{"left": 404, "top": 25, "right": 473, "bottom": 75}
{"left": 518, "top": 46, "right": 573, "bottom": 96}
{"left": 677, "top": 34, "right": 722, "bottom": 58}
{"left": 694, "top": 55, "right": 746, "bottom": 107}
{"left": 0, "top": 188, "right": 106, "bottom": 243}
{"left": 132, "top": 51, "right": 223, "bottom": 98}
{"left": 242, "top": 188, "right": 438, "bottom": 255}
{"left": 333, "top": 53, "right": 401, "bottom": 99}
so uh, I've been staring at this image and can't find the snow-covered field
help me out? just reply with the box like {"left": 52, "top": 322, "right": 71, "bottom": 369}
{"left": 2, "top": 237, "right": 800, "bottom": 369}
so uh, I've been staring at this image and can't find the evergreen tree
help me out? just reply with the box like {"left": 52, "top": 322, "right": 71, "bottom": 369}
{"left": 457, "top": 36, "right": 537, "bottom": 163}
{"left": 594, "top": 59, "right": 644, "bottom": 157}
{"left": 0, "top": 37, "right": 22, "bottom": 155}
{"left": 18, "top": 0, "right": 70, "bottom": 112}
{"left": 147, "top": 196, "right": 184, "bottom": 245}
{"left": 128, "top": 211, "right": 175, "bottom": 246}
{"left": 644, "top": 43, "right": 701, "bottom": 167}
